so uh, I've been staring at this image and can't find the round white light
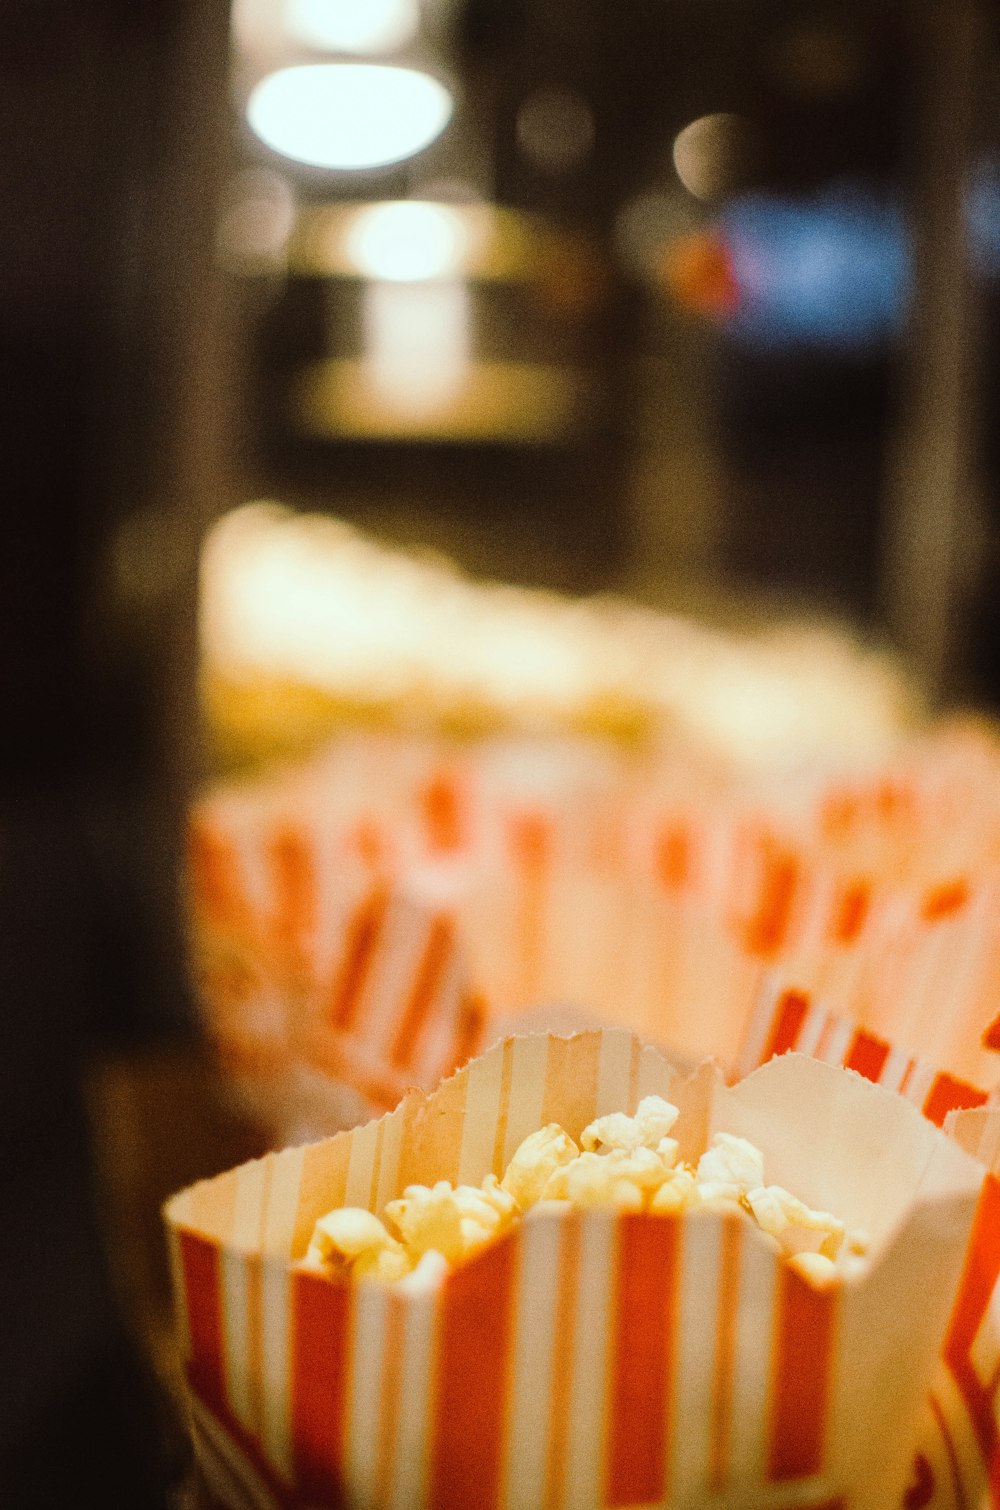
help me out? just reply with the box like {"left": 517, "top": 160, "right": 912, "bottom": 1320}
{"left": 346, "top": 201, "right": 467, "bottom": 281}
{"left": 246, "top": 64, "right": 453, "bottom": 171}
{"left": 286, "top": 0, "right": 420, "bottom": 55}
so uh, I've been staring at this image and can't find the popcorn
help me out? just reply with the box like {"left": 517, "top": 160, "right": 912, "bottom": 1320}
{"left": 541, "top": 1152, "right": 645, "bottom": 1211}
{"left": 396, "top": 1249, "right": 450, "bottom": 1294}
{"left": 696, "top": 1133, "right": 766, "bottom": 1194}
{"left": 301, "top": 1103, "right": 862, "bottom": 1290}
{"left": 384, "top": 1180, "right": 503, "bottom": 1264}
{"left": 744, "top": 1184, "right": 844, "bottom": 1260}
{"left": 303, "top": 1206, "right": 410, "bottom": 1279}
{"left": 787, "top": 1250, "right": 839, "bottom": 1286}
{"left": 581, "top": 1095, "right": 680, "bottom": 1153}
{"left": 500, "top": 1124, "right": 578, "bottom": 1208}
{"left": 648, "top": 1167, "right": 698, "bottom": 1214}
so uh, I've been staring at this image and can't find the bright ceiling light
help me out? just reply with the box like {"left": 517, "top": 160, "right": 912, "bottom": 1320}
{"left": 246, "top": 64, "right": 453, "bottom": 171}
{"left": 286, "top": 0, "right": 420, "bottom": 55}
{"left": 346, "top": 201, "right": 467, "bottom": 280}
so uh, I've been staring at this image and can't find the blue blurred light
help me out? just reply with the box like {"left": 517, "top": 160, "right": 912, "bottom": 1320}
{"left": 718, "top": 185, "right": 909, "bottom": 351}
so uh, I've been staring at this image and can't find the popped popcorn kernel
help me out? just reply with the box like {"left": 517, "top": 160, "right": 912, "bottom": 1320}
{"left": 501, "top": 1124, "right": 578, "bottom": 1209}
{"left": 581, "top": 1095, "right": 680, "bottom": 1153}
{"left": 384, "top": 1182, "right": 465, "bottom": 1263}
{"left": 396, "top": 1249, "right": 450, "bottom": 1295}
{"left": 745, "top": 1185, "right": 844, "bottom": 1260}
{"left": 787, "top": 1250, "right": 839, "bottom": 1286}
{"left": 649, "top": 1167, "right": 698, "bottom": 1214}
{"left": 696, "top": 1134, "right": 766, "bottom": 1194}
{"left": 353, "top": 1245, "right": 413, "bottom": 1283}
{"left": 689, "top": 1180, "right": 745, "bottom": 1216}
{"left": 302, "top": 1207, "right": 408, "bottom": 1279}
{"left": 541, "top": 1152, "right": 645, "bottom": 1210}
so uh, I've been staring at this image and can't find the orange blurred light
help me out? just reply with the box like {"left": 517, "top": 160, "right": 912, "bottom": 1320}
{"left": 660, "top": 231, "right": 739, "bottom": 317}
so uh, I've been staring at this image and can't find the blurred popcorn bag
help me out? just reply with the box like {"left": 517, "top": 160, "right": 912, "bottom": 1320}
{"left": 164, "top": 1029, "right": 994, "bottom": 1510}
{"left": 188, "top": 803, "right": 486, "bottom": 1138}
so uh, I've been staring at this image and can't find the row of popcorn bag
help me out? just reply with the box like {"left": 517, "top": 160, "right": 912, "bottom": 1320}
{"left": 187, "top": 727, "right": 1000, "bottom": 1133}
{"left": 165, "top": 1026, "right": 1000, "bottom": 1510}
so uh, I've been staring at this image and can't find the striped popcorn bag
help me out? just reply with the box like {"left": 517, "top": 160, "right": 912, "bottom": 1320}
{"left": 165, "top": 1029, "right": 986, "bottom": 1510}
{"left": 188, "top": 806, "right": 486, "bottom": 1137}
{"left": 738, "top": 980, "right": 1000, "bottom": 1507}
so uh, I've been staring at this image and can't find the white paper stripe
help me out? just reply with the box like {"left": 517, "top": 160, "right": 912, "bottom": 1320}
{"left": 346, "top": 1116, "right": 382, "bottom": 1208}
{"left": 221, "top": 1249, "right": 254, "bottom": 1432}
{"left": 795, "top": 1003, "right": 830, "bottom": 1060}
{"left": 727, "top": 1232, "right": 777, "bottom": 1486}
{"left": 637, "top": 1040, "right": 678, "bottom": 1103}
{"left": 668, "top": 1215, "right": 724, "bottom": 1503}
{"left": 561, "top": 1213, "right": 615, "bottom": 1510}
{"left": 500, "top": 1036, "right": 550, "bottom": 1171}
{"left": 903, "top": 1058, "right": 937, "bottom": 1112}
{"left": 595, "top": 1029, "right": 634, "bottom": 1116}
{"left": 879, "top": 1045, "right": 912, "bottom": 1095}
{"left": 387, "top": 1287, "right": 439, "bottom": 1510}
{"left": 501, "top": 1216, "right": 562, "bottom": 1510}
{"left": 262, "top": 1144, "right": 305, "bottom": 1259}
{"left": 260, "top": 1261, "right": 293, "bottom": 1480}
{"left": 375, "top": 1103, "right": 407, "bottom": 1213}
{"left": 457, "top": 1045, "right": 507, "bottom": 1185}
{"left": 816, "top": 1015, "right": 852, "bottom": 1070}
{"left": 232, "top": 1158, "right": 268, "bottom": 1249}
{"left": 736, "top": 976, "right": 787, "bottom": 1078}
{"left": 343, "top": 1283, "right": 389, "bottom": 1508}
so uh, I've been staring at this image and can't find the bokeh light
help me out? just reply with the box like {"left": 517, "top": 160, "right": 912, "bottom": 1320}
{"left": 246, "top": 63, "right": 453, "bottom": 170}
{"left": 345, "top": 200, "right": 469, "bottom": 281}
{"left": 516, "top": 87, "right": 595, "bottom": 176}
{"left": 672, "top": 112, "right": 751, "bottom": 202}
{"left": 286, "top": 0, "right": 420, "bottom": 55}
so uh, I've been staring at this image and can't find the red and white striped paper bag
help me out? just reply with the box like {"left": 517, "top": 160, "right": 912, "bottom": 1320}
{"left": 734, "top": 978, "right": 992, "bottom": 1127}
{"left": 188, "top": 805, "right": 486, "bottom": 1135}
{"left": 165, "top": 1029, "right": 985, "bottom": 1510}
{"left": 737, "top": 979, "right": 1000, "bottom": 1509}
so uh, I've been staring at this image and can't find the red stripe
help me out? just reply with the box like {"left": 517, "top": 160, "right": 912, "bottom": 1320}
{"left": 656, "top": 825, "right": 691, "bottom": 891}
{"left": 291, "top": 1271, "right": 352, "bottom": 1504}
{"left": 509, "top": 811, "right": 551, "bottom": 869}
{"left": 444, "top": 990, "right": 489, "bottom": 1075}
{"left": 943, "top": 1177, "right": 1000, "bottom": 1501}
{"left": 267, "top": 825, "right": 315, "bottom": 954}
{"left": 422, "top": 772, "right": 465, "bottom": 854}
{"left": 922, "top": 1073, "right": 988, "bottom": 1127}
{"left": 325, "top": 883, "right": 390, "bottom": 1031}
{"left": 768, "top": 1264, "right": 837, "bottom": 1480}
{"left": 188, "top": 823, "right": 250, "bottom": 931}
{"left": 844, "top": 1029, "right": 890, "bottom": 1083}
{"left": 945, "top": 1176, "right": 1000, "bottom": 1364}
{"left": 605, "top": 1214, "right": 679, "bottom": 1506}
{"left": 761, "top": 989, "right": 810, "bottom": 1063}
{"left": 430, "top": 1235, "right": 518, "bottom": 1510}
{"left": 922, "top": 878, "right": 971, "bottom": 922}
{"left": 830, "top": 879, "right": 871, "bottom": 945}
{"left": 745, "top": 850, "right": 800, "bottom": 956}
{"left": 179, "top": 1231, "right": 226, "bottom": 1414}
{"left": 389, "top": 914, "right": 455, "bottom": 1069}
